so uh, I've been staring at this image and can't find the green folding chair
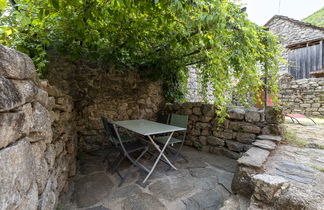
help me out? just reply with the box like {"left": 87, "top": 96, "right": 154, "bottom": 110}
{"left": 154, "top": 114, "right": 188, "bottom": 163}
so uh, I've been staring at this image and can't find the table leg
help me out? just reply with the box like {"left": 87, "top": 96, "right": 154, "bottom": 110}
{"left": 143, "top": 132, "right": 177, "bottom": 183}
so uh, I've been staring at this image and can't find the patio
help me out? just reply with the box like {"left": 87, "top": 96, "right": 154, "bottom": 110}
{"left": 58, "top": 146, "right": 242, "bottom": 210}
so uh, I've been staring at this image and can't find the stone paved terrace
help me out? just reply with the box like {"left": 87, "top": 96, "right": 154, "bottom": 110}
{"left": 57, "top": 146, "right": 249, "bottom": 210}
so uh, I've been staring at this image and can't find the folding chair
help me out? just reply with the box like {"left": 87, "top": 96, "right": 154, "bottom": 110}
{"left": 286, "top": 113, "right": 316, "bottom": 126}
{"left": 156, "top": 113, "right": 170, "bottom": 124}
{"left": 101, "top": 117, "right": 149, "bottom": 186}
{"left": 154, "top": 114, "right": 188, "bottom": 163}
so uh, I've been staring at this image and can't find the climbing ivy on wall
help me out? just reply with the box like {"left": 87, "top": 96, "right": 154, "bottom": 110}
{"left": 0, "top": 0, "right": 281, "bottom": 116}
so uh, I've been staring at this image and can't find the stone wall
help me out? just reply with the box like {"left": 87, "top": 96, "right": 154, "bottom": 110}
{"left": 186, "top": 66, "right": 215, "bottom": 103}
{"left": 164, "top": 102, "right": 283, "bottom": 159}
{"left": 266, "top": 16, "right": 324, "bottom": 74}
{"left": 46, "top": 55, "right": 163, "bottom": 152}
{"left": 0, "top": 45, "right": 76, "bottom": 209}
{"left": 279, "top": 76, "right": 324, "bottom": 116}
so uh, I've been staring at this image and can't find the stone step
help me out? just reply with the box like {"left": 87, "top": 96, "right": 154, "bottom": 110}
{"left": 257, "top": 135, "right": 282, "bottom": 142}
{"left": 252, "top": 140, "right": 277, "bottom": 151}
{"left": 237, "top": 147, "right": 270, "bottom": 168}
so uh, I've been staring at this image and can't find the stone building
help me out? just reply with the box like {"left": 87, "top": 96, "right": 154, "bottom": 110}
{"left": 266, "top": 15, "right": 324, "bottom": 116}
{"left": 265, "top": 15, "right": 324, "bottom": 79}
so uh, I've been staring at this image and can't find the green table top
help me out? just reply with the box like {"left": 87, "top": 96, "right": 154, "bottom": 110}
{"left": 113, "top": 119, "right": 186, "bottom": 136}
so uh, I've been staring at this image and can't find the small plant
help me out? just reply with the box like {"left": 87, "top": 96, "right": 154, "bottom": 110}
{"left": 315, "top": 145, "right": 324, "bottom": 150}
{"left": 311, "top": 165, "right": 324, "bottom": 172}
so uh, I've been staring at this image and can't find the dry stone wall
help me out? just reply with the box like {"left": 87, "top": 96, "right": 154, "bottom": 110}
{"left": 164, "top": 102, "right": 284, "bottom": 159}
{"left": 279, "top": 76, "right": 324, "bottom": 116}
{"left": 0, "top": 45, "right": 76, "bottom": 210}
{"left": 46, "top": 55, "right": 163, "bottom": 152}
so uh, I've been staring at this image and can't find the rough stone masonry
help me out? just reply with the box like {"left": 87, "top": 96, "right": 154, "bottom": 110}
{"left": 0, "top": 45, "right": 77, "bottom": 210}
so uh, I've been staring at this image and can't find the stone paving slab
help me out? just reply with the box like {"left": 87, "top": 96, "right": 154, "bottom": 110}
{"left": 237, "top": 147, "right": 270, "bottom": 168}
{"left": 252, "top": 140, "right": 276, "bottom": 151}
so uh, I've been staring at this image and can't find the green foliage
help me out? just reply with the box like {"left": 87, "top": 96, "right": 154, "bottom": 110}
{"left": 303, "top": 7, "right": 324, "bottom": 27}
{"left": 0, "top": 0, "right": 281, "bottom": 114}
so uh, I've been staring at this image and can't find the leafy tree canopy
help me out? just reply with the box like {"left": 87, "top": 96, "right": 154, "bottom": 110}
{"left": 0, "top": 0, "right": 281, "bottom": 117}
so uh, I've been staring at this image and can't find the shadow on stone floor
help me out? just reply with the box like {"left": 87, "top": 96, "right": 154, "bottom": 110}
{"left": 58, "top": 146, "right": 239, "bottom": 210}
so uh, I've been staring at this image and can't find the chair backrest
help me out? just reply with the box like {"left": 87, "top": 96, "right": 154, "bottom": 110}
{"left": 101, "top": 116, "right": 119, "bottom": 146}
{"left": 170, "top": 114, "right": 188, "bottom": 128}
{"left": 157, "top": 113, "right": 170, "bottom": 124}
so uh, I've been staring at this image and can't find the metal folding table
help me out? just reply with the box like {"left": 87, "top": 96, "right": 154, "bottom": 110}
{"left": 113, "top": 119, "right": 186, "bottom": 183}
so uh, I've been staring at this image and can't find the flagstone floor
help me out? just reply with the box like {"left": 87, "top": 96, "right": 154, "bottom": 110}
{"left": 58, "top": 146, "right": 246, "bottom": 210}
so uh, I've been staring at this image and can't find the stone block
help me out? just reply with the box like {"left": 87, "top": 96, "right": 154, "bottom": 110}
{"left": 252, "top": 174, "right": 287, "bottom": 204}
{"left": 30, "top": 102, "right": 53, "bottom": 143}
{"left": 201, "top": 104, "right": 214, "bottom": 116}
{"left": 207, "top": 136, "right": 225, "bottom": 146}
{"left": 241, "top": 124, "right": 261, "bottom": 134}
{"left": 192, "top": 107, "right": 201, "bottom": 115}
{"left": 245, "top": 110, "right": 260, "bottom": 122}
{"left": 0, "top": 138, "right": 38, "bottom": 210}
{"left": 0, "top": 78, "right": 22, "bottom": 112}
{"left": 199, "top": 136, "right": 207, "bottom": 145}
{"left": 265, "top": 106, "right": 284, "bottom": 124}
{"left": 226, "top": 140, "right": 244, "bottom": 152}
{"left": 236, "top": 133, "right": 256, "bottom": 144}
{"left": 0, "top": 103, "right": 32, "bottom": 149}
{"left": 227, "top": 107, "right": 245, "bottom": 120}
{"left": 237, "top": 147, "right": 270, "bottom": 168}
{"left": 257, "top": 135, "right": 282, "bottom": 142}
{"left": 252, "top": 140, "right": 276, "bottom": 151}
{"left": 214, "top": 131, "right": 234, "bottom": 140}
{"left": 0, "top": 45, "right": 36, "bottom": 80}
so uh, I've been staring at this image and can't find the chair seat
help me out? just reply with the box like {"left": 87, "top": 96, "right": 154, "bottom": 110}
{"left": 154, "top": 136, "right": 183, "bottom": 144}
{"left": 123, "top": 141, "right": 148, "bottom": 153}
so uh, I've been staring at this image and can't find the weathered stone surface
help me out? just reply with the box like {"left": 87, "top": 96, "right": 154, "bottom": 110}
{"left": 39, "top": 175, "right": 57, "bottom": 210}
{"left": 74, "top": 172, "right": 113, "bottom": 208}
{"left": 12, "top": 80, "right": 38, "bottom": 104}
{"left": 189, "top": 167, "right": 218, "bottom": 178}
{"left": 252, "top": 140, "right": 276, "bottom": 151}
{"left": 149, "top": 177, "right": 194, "bottom": 201}
{"left": 31, "top": 141, "right": 49, "bottom": 193}
{"left": 257, "top": 135, "right": 282, "bottom": 142}
{"left": 30, "top": 102, "right": 53, "bottom": 142}
{"left": 0, "top": 45, "right": 36, "bottom": 80}
{"left": 245, "top": 110, "right": 260, "bottom": 122}
{"left": 36, "top": 88, "right": 49, "bottom": 107}
{"left": 214, "top": 168, "right": 235, "bottom": 193}
{"left": 122, "top": 193, "right": 166, "bottom": 210}
{"left": 231, "top": 166, "right": 258, "bottom": 196}
{"left": 236, "top": 133, "right": 256, "bottom": 144}
{"left": 265, "top": 106, "right": 284, "bottom": 124}
{"left": 207, "top": 136, "right": 225, "bottom": 146}
{"left": 226, "top": 140, "right": 245, "bottom": 152}
{"left": 237, "top": 147, "right": 270, "bottom": 168}
{"left": 0, "top": 103, "right": 32, "bottom": 149}
{"left": 0, "top": 77, "right": 22, "bottom": 111}
{"left": 252, "top": 174, "right": 287, "bottom": 204}
{"left": 270, "top": 161, "right": 315, "bottom": 184}
{"left": 228, "top": 108, "right": 245, "bottom": 120}
{"left": 183, "top": 189, "right": 228, "bottom": 210}
{"left": 0, "top": 138, "right": 38, "bottom": 210}
{"left": 275, "top": 185, "right": 323, "bottom": 210}
{"left": 241, "top": 124, "right": 261, "bottom": 134}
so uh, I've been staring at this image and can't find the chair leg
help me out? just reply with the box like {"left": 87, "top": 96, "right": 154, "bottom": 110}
{"left": 111, "top": 154, "right": 125, "bottom": 173}
{"left": 118, "top": 147, "right": 149, "bottom": 187}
